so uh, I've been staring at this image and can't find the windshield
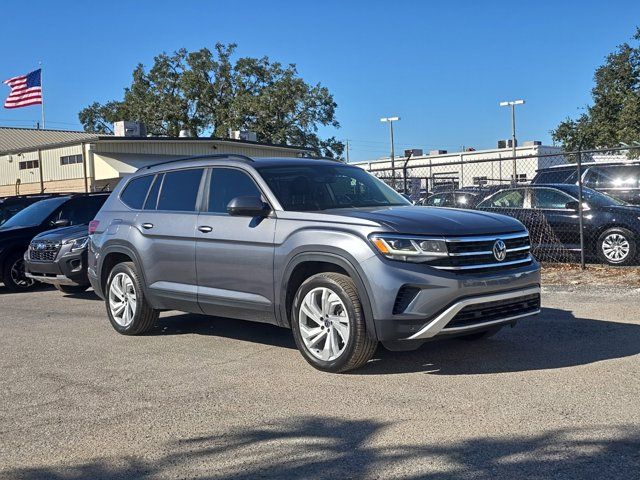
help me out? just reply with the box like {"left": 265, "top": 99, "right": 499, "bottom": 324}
{"left": 0, "top": 197, "right": 68, "bottom": 229}
{"left": 256, "top": 164, "right": 410, "bottom": 211}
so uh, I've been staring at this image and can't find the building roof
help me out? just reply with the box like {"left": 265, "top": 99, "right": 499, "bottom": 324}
{"left": 0, "top": 126, "right": 315, "bottom": 155}
{"left": 0, "top": 127, "right": 99, "bottom": 155}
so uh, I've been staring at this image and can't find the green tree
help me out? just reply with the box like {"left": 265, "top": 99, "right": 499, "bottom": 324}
{"left": 79, "top": 43, "right": 343, "bottom": 158}
{"left": 552, "top": 28, "right": 640, "bottom": 152}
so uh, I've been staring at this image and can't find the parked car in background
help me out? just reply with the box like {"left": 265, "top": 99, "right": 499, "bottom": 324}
{"left": 476, "top": 184, "right": 639, "bottom": 266}
{"left": 0, "top": 193, "right": 109, "bottom": 291}
{"left": 0, "top": 193, "right": 65, "bottom": 227}
{"left": 419, "top": 185, "right": 508, "bottom": 209}
{"left": 89, "top": 155, "right": 540, "bottom": 373}
{"left": 25, "top": 224, "right": 94, "bottom": 294}
{"left": 532, "top": 162, "right": 640, "bottom": 205}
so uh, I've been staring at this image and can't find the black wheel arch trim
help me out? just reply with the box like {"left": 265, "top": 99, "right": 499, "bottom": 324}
{"left": 280, "top": 251, "right": 379, "bottom": 341}
{"left": 99, "top": 242, "right": 150, "bottom": 298}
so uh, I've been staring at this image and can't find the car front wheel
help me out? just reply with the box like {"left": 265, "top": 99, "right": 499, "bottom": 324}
{"left": 2, "top": 251, "right": 36, "bottom": 292}
{"left": 291, "top": 272, "right": 377, "bottom": 373}
{"left": 106, "top": 262, "right": 158, "bottom": 335}
{"left": 597, "top": 228, "right": 636, "bottom": 266}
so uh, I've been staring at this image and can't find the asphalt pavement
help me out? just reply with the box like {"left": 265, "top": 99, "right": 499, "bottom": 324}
{"left": 1, "top": 284, "right": 639, "bottom": 479}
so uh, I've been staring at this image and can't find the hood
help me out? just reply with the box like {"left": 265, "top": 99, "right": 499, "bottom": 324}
{"left": 0, "top": 225, "right": 41, "bottom": 244}
{"left": 32, "top": 224, "right": 88, "bottom": 242}
{"left": 324, "top": 206, "right": 525, "bottom": 236}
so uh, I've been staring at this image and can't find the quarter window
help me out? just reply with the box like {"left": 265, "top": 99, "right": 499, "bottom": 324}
{"left": 120, "top": 175, "right": 154, "bottom": 210}
{"left": 208, "top": 168, "right": 262, "bottom": 213}
{"left": 156, "top": 168, "right": 204, "bottom": 212}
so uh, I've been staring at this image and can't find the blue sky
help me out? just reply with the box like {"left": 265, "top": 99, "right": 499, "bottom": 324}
{"left": 1, "top": 0, "right": 639, "bottom": 161}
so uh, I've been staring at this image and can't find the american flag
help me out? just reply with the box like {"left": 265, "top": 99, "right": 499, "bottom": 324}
{"left": 3, "top": 69, "right": 43, "bottom": 109}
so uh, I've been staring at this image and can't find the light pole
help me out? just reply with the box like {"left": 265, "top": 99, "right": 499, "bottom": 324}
{"left": 499, "top": 99, "right": 524, "bottom": 184}
{"left": 380, "top": 116, "right": 400, "bottom": 185}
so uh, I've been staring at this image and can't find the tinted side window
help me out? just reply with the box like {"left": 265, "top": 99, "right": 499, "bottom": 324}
{"left": 480, "top": 189, "right": 525, "bottom": 208}
{"left": 585, "top": 166, "right": 640, "bottom": 189}
{"left": 121, "top": 175, "right": 154, "bottom": 209}
{"left": 55, "top": 196, "right": 108, "bottom": 225}
{"left": 157, "top": 169, "right": 204, "bottom": 212}
{"left": 208, "top": 168, "right": 261, "bottom": 213}
{"left": 534, "top": 169, "right": 576, "bottom": 184}
{"left": 531, "top": 189, "right": 573, "bottom": 209}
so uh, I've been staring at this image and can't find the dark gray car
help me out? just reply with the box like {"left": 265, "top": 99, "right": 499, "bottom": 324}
{"left": 88, "top": 155, "right": 541, "bottom": 373}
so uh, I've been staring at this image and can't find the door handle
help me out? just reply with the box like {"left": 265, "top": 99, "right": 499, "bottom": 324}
{"left": 141, "top": 223, "right": 154, "bottom": 230}
{"left": 198, "top": 225, "right": 213, "bottom": 233}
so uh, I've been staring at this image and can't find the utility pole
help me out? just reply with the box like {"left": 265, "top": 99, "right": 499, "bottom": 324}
{"left": 380, "top": 116, "right": 400, "bottom": 186}
{"left": 499, "top": 99, "right": 525, "bottom": 185}
{"left": 345, "top": 139, "right": 350, "bottom": 163}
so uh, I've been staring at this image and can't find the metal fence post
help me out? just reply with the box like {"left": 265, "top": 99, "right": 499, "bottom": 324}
{"left": 576, "top": 149, "right": 586, "bottom": 270}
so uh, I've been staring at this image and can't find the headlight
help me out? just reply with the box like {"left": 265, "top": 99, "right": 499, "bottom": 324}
{"left": 369, "top": 234, "right": 448, "bottom": 262}
{"left": 66, "top": 236, "right": 89, "bottom": 252}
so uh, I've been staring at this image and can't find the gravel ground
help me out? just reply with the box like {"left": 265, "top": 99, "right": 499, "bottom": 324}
{"left": 0, "top": 284, "right": 639, "bottom": 479}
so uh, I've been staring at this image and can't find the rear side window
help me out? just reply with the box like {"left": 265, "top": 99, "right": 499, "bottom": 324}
{"left": 531, "top": 188, "right": 573, "bottom": 209}
{"left": 208, "top": 168, "right": 262, "bottom": 213}
{"left": 585, "top": 166, "right": 640, "bottom": 189}
{"left": 121, "top": 175, "right": 154, "bottom": 209}
{"left": 157, "top": 168, "right": 204, "bottom": 212}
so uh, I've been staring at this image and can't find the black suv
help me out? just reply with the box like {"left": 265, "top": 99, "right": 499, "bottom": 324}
{"left": 532, "top": 162, "right": 640, "bottom": 205}
{"left": 477, "top": 184, "right": 640, "bottom": 265}
{"left": 0, "top": 193, "right": 109, "bottom": 291}
{"left": 0, "top": 193, "right": 66, "bottom": 226}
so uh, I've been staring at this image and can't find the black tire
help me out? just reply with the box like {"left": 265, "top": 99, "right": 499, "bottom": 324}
{"left": 2, "top": 250, "right": 36, "bottom": 292}
{"left": 291, "top": 272, "right": 377, "bottom": 373}
{"left": 105, "top": 261, "right": 158, "bottom": 335}
{"left": 458, "top": 326, "right": 503, "bottom": 341}
{"left": 55, "top": 284, "right": 89, "bottom": 294}
{"left": 597, "top": 227, "right": 637, "bottom": 266}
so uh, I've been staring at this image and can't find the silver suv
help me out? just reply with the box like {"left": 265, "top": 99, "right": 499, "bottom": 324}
{"left": 88, "top": 155, "right": 541, "bottom": 372}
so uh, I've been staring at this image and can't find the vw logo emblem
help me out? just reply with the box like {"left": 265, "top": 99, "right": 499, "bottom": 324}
{"left": 35, "top": 242, "right": 46, "bottom": 251}
{"left": 493, "top": 239, "right": 507, "bottom": 262}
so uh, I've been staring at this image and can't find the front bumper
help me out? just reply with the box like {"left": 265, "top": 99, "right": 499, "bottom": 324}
{"left": 361, "top": 252, "right": 541, "bottom": 342}
{"left": 24, "top": 249, "right": 89, "bottom": 287}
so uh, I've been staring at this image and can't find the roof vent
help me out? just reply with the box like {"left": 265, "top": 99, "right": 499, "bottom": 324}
{"left": 229, "top": 129, "right": 258, "bottom": 142}
{"left": 113, "top": 121, "right": 147, "bottom": 137}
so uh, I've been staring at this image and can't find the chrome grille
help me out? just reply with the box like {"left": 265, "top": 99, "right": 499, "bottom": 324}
{"left": 29, "top": 241, "right": 61, "bottom": 262}
{"left": 430, "top": 232, "right": 532, "bottom": 272}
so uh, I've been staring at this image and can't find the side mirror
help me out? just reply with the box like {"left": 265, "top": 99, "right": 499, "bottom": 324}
{"left": 565, "top": 200, "right": 580, "bottom": 211}
{"left": 227, "top": 196, "right": 270, "bottom": 217}
{"left": 52, "top": 219, "right": 70, "bottom": 228}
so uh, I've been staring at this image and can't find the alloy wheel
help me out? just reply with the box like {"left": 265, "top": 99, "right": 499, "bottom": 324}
{"left": 602, "top": 233, "right": 630, "bottom": 263}
{"left": 10, "top": 258, "right": 35, "bottom": 288}
{"left": 109, "top": 272, "right": 137, "bottom": 327}
{"left": 298, "top": 287, "right": 350, "bottom": 361}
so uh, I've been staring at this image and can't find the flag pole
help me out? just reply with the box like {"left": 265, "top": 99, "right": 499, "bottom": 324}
{"left": 39, "top": 61, "right": 45, "bottom": 129}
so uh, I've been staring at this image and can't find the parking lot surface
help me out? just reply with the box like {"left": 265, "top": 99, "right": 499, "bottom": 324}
{"left": 1, "top": 285, "right": 639, "bottom": 479}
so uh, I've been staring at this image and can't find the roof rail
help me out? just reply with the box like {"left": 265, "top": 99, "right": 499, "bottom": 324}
{"left": 144, "top": 153, "right": 254, "bottom": 170}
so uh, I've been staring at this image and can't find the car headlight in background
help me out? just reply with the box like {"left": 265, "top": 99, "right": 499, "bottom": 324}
{"left": 66, "top": 236, "right": 89, "bottom": 252}
{"left": 369, "top": 234, "right": 448, "bottom": 262}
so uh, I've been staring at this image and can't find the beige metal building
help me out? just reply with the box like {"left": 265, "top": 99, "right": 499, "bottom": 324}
{"left": 0, "top": 127, "right": 313, "bottom": 197}
{"left": 352, "top": 142, "right": 565, "bottom": 192}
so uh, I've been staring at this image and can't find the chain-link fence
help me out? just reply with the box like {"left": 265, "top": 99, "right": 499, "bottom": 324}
{"left": 361, "top": 146, "right": 640, "bottom": 267}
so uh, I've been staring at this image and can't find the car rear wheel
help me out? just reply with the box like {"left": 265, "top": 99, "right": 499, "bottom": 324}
{"left": 597, "top": 228, "right": 636, "bottom": 266}
{"left": 106, "top": 262, "right": 158, "bottom": 335}
{"left": 2, "top": 251, "right": 36, "bottom": 292}
{"left": 291, "top": 272, "right": 377, "bottom": 373}
{"left": 55, "top": 284, "right": 89, "bottom": 294}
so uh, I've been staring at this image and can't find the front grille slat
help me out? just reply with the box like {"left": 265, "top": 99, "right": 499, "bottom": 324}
{"left": 444, "top": 293, "right": 540, "bottom": 329}
{"left": 29, "top": 241, "right": 61, "bottom": 262}
{"left": 429, "top": 232, "right": 532, "bottom": 273}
